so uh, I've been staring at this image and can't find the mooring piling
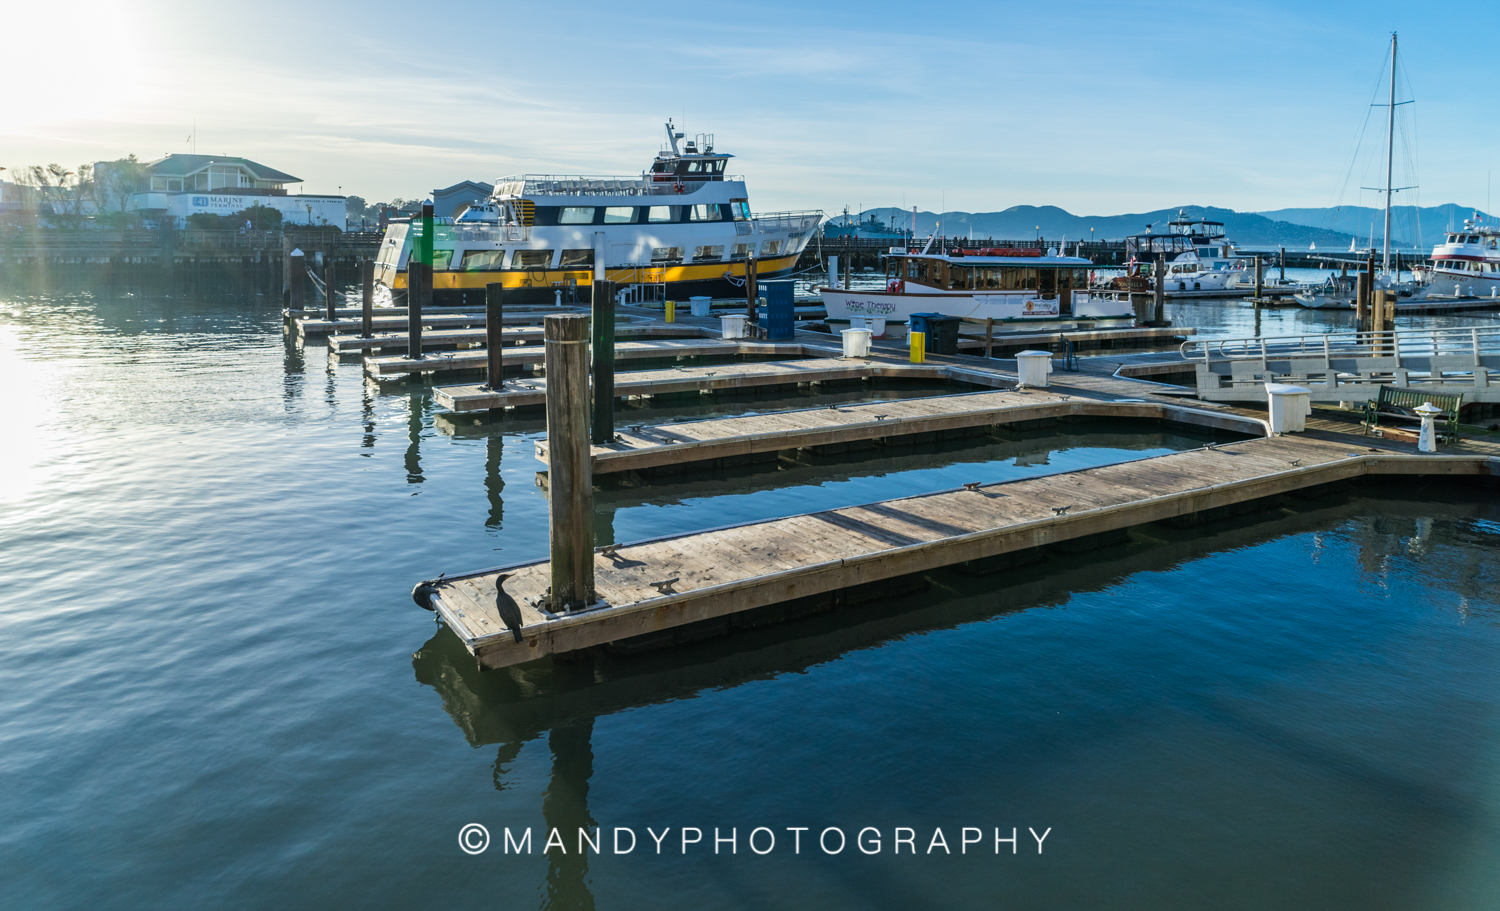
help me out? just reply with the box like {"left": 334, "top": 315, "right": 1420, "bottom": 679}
{"left": 484, "top": 283, "right": 505, "bottom": 390}
{"left": 746, "top": 251, "right": 759, "bottom": 323}
{"left": 1254, "top": 255, "right": 1263, "bottom": 304}
{"left": 592, "top": 280, "right": 616, "bottom": 445}
{"left": 288, "top": 248, "right": 305, "bottom": 313}
{"left": 324, "top": 257, "right": 337, "bottom": 322}
{"left": 361, "top": 260, "right": 374, "bottom": 338}
{"left": 1153, "top": 253, "right": 1166, "bottom": 325}
{"left": 408, "top": 202, "right": 435, "bottom": 361}
{"left": 544, "top": 313, "right": 595, "bottom": 612}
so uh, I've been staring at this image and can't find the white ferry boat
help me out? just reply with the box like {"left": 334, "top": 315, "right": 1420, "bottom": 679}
{"left": 820, "top": 247, "right": 1135, "bottom": 330}
{"left": 1424, "top": 221, "right": 1500, "bottom": 298}
{"left": 372, "top": 123, "right": 822, "bottom": 305}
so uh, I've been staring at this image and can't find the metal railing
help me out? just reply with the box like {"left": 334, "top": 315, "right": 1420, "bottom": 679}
{"left": 494, "top": 174, "right": 748, "bottom": 198}
{"left": 1181, "top": 326, "right": 1500, "bottom": 362}
{"left": 748, "top": 211, "right": 823, "bottom": 236}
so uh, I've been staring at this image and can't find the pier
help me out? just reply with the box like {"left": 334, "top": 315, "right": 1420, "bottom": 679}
{"left": 421, "top": 428, "right": 1497, "bottom": 670}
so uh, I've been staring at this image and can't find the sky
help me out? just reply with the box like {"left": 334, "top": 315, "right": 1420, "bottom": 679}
{"left": 5, "top": 0, "right": 1498, "bottom": 218}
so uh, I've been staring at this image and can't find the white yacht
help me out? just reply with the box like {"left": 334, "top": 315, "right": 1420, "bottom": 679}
{"left": 372, "top": 122, "right": 822, "bottom": 305}
{"left": 820, "top": 246, "right": 1135, "bottom": 330}
{"left": 1124, "top": 212, "right": 1249, "bottom": 293}
{"left": 1423, "top": 221, "right": 1500, "bottom": 298}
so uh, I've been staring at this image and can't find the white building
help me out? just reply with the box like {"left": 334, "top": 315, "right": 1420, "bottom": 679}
{"left": 109, "top": 154, "right": 346, "bottom": 229}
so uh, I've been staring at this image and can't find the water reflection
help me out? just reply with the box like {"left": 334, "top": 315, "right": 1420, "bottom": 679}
{"left": 406, "top": 389, "right": 426, "bottom": 485}
{"left": 486, "top": 434, "right": 505, "bottom": 529}
{"left": 543, "top": 721, "right": 598, "bottom": 911}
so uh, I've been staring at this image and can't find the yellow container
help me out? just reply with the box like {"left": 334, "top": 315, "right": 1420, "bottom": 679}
{"left": 665, "top": 300, "right": 675, "bottom": 323}
{"left": 909, "top": 331, "right": 926, "bottom": 364}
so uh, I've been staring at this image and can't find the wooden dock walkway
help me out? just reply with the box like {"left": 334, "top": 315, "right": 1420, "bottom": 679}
{"left": 296, "top": 310, "right": 607, "bottom": 337}
{"left": 328, "top": 323, "right": 712, "bottom": 354}
{"left": 431, "top": 353, "right": 1013, "bottom": 410}
{"left": 420, "top": 431, "right": 1498, "bottom": 670}
{"left": 369, "top": 338, "right": 808, "bottom": 379}
{"left": 539, "top": 389, "right": 1265, "bottom": 475}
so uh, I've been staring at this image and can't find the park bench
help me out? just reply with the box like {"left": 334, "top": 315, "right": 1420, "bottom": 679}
{"left": 1362, "top": 386, "right": 1462, "bottom": 445}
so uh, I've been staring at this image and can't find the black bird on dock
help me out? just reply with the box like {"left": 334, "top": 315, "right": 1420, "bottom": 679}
{"left": 493, "top": 573, "right": 523, "bottom": 643}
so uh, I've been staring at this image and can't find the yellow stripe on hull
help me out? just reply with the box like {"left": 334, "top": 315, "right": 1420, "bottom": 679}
{"left": 380, "top": 255, "right": 799, "bottom": 291}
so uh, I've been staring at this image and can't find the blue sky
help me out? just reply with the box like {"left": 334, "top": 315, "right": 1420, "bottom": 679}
{"left": 5, "top": 0, "right": 1496, "bottom": 216}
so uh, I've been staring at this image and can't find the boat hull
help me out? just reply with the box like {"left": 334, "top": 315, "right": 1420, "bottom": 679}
{"left": 819, "top": 288, "right": 1135, "bottom": 325}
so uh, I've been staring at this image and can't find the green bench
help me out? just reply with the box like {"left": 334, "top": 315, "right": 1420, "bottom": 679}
{"left": 1362, "top": 387, "right": 1462, "bottom": 444}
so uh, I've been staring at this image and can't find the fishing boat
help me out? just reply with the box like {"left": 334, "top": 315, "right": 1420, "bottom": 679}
{"left": 372, "top": 122, "right": 822, "bottom": 305}
{"left": 819, "top": 246, "right": 1135, "bottom": 331}
{"left": 1123, "top": 212, "right": 1249, "bottom": 294}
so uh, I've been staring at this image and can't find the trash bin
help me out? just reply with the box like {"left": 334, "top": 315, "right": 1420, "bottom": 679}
{"left": 1264, "top": 383, "right": 1311, "bottom": 433}
{"left": 841, "top": 328, "right": 872, "bottom": 357}
{"left": 761, "top": 280, "right": 795, "bottom": 340}
{"left": 720, "top": 314, "right": 748, "bottom": 339}
{"left": 1015, "top": 350, "right": 1054, "bottom": 387}
{"left": 689, "top": 296, "right": 712, "bottom": 317}
{"left": 908, "top": 312, "right": 962, "bottom": 355}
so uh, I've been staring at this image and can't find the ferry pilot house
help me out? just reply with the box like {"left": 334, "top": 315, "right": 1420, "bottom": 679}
{"left": 889, "top": 258, "right": 1092, "bottom": 314}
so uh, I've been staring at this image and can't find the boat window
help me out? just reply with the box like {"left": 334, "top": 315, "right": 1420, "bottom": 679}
{"left": 760, "top": 240, "right": 781, "bottom": 256}
{"left": 730, "top": 200, "right": 751, "bottom": 221}
{"left": 559, "top": 249, "right": 594, "bottom": 268}
{"left": 972, "top": 266, "right": 1000, "bottom": 289}
{"left": 646, "top": 206, "right": 675, "bottom": 223}
{"left": 732, "top": 243, "right": 753, "bottom": 259}
{"left": 906, "top": 259, "right": 919, "bottom": 280}
{"left": 1470, "top": 235, "right": 1480, "bottom": 243}
{"left": 514, "top": 250, "right": 554, "bottom": 269}
{"left": 947, "top": 265, "right": 971, "bottom": 290}
{"left": 559, "top": 207, "right": 595, "bottom": 224}
{"left": 460, "top": 249, "right": 507, "bottom": 271}
{"left": 603, "top": 207, "right": 635, "bottom": 224}
{"left": 689, "top": 204, "right": 722, "bottom": 222}
{"left": 431, "top": 250, "right": 453, "bottom": 270}
{"left": 650, "top": 247, "right": 683, "bottom": 263}
{"left": 693, "top": 245, "right": 724, "bottom": 261}
{"left": 1038, "top": 268, "right": 1057, "bottom": 298}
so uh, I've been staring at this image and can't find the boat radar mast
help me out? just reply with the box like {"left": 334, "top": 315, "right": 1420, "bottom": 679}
{"left": 1366, "top": 32, "right": 1417, "bottom": 274}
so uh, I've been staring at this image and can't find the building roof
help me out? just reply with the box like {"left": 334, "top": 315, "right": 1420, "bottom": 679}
{"left": 434, "top": 180, "right": 494, "bottom": 195}
{"left": 143, "top": 154, "right": 300, "bottom": 184}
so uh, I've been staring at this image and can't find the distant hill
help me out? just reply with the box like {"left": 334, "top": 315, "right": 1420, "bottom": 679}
{"left": 854, "top": 205, "right": 1445, "bottom": 250}
{"left": 1254, "top": 204, "right": 1489, "bottom": 248}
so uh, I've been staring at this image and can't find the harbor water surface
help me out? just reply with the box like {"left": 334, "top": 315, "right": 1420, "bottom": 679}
{"left": 2, "top": 285, "right": 1499, "bottom": 910}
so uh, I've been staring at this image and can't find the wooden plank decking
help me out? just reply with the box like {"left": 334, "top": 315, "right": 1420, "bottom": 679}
{"left": 424, "top": 431, "right": 1497, "bottom": 670}
{"left": 328, "top": 323, "right": 712, "bottom": 354}
{"left": 369, "top": 338, "right": 809, "bottom": 379}
{"left": 297, "top": 311, "right": 600, "bottom": 337}
{"left": 538, "top": 389, "right": 1267, "bottom": 475}
{"left": 432, "top": 353, "right": 1011, "bottom": 410}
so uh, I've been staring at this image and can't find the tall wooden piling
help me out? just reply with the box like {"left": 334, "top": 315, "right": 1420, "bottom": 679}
{"left": 746, "top": 252, "right": 759, "bottom": 323}
{"left": 544, "top": 313, "right": 595, "bottom": 612}
{"left": 1253, "top": 255, "right": 1263, "bottom": 303}
{"left": 1153, "top": 253, "right": 1166, "bottom": 325}
{"left": 1278, "top": 246, "right": 1286, "bottom": 282}
{"left": 484, "top": 283, "right": 505, "bottom": 390}
{"left": 591, "top": 280, "right": 616, "bottom": 445}
{"left": 288, "top": 248, "right": 305, "bottom": 313}
{"left": 281, "top": 235, "right": 293, "bottom": 306}
{"left": 324, "top": 258, "right": 337, "bottom": 321}
{"left": 361, "top": 260, "right": 374, "bottom": 338}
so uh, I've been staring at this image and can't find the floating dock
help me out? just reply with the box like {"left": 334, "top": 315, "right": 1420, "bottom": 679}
{"left": 432, "top": 353, "right": 1015, "bottom": 410}
{"left": 369, "top": 338, "right": 808, "bottom": 379}
{"left": 422, "top": 431, "right": 1498, "bottom": 670}
{"left": 539, "top": 389, "right": 1262, "bottom": 475}
{"left": 328, "top": 323, "right": 713, "bottom": 354}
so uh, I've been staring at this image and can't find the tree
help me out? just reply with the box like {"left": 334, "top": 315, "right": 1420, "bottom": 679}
{"left": 95, "top": 155, "right": 145, "bottom": 212}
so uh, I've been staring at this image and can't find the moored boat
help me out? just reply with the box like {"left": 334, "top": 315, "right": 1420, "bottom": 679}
{"left": 372, "top": 122, "right": 822, "bottom": 305}
{"left": 820, "top": 247, "right": 1135, "bottom": 332}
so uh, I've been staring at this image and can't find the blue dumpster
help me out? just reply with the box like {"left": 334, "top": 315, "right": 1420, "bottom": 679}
{"left": 761, "top": 280, "right": 796, "bottom": 341}
{"left": 908, "top": 312, "right": 962, "bottom": 354}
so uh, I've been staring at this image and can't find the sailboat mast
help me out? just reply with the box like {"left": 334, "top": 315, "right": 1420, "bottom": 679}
{"left": 1383, "top": 32, "right": 1397, "bottom": 273}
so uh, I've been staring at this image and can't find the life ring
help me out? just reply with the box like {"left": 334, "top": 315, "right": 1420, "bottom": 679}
{"left": 887, "top": 279, "right": 904, "bottom": 293}
{"left": 673, "top": 182, "right": 685, "bottom": 194}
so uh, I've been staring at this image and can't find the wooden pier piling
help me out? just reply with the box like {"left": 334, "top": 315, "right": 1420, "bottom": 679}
{"left": 361, "top": 261, "right": 374, "bottom": 338}
{"left": 592, "top": 280, "right": 616, "bottom": 445}
{"left": 746, "top": 252, "right": 759, "bottom": 324}
{"left": 324, "top": 258, "right": 337, "bottom": 322}
{"left": 1153, "top": 253, "right": 1166, "bottom": 325}
{"left": 288, "top": 249, "right": 305, "bottom": 313}
{"left": 409, "top": 202, "right": 435, "bottom": 361}
{"left": 484, "top": 283, "right": 504, "bottom": 390}
{"left": 544, "top": 314, "right": 595, "bottom": 611}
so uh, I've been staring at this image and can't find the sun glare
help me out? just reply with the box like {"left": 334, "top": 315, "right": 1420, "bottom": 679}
{"left": 7, "top": 4, "right": 148, "bottom": 129}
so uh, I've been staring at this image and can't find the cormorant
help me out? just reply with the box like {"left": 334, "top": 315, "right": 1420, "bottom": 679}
{"left": 493, "top": 573, "right": 522, "bottom": 643}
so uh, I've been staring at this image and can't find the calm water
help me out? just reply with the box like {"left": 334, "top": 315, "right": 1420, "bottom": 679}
{"left": 2, "top": 284, "right": 1499, "bottom": 910}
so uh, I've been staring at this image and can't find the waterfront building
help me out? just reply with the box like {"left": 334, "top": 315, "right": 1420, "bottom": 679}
{"left": 102, "top": 154, "right": 346, "bottom": 229}
{"left": 433, "top": 181, "right": 494, "bottom": 219}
